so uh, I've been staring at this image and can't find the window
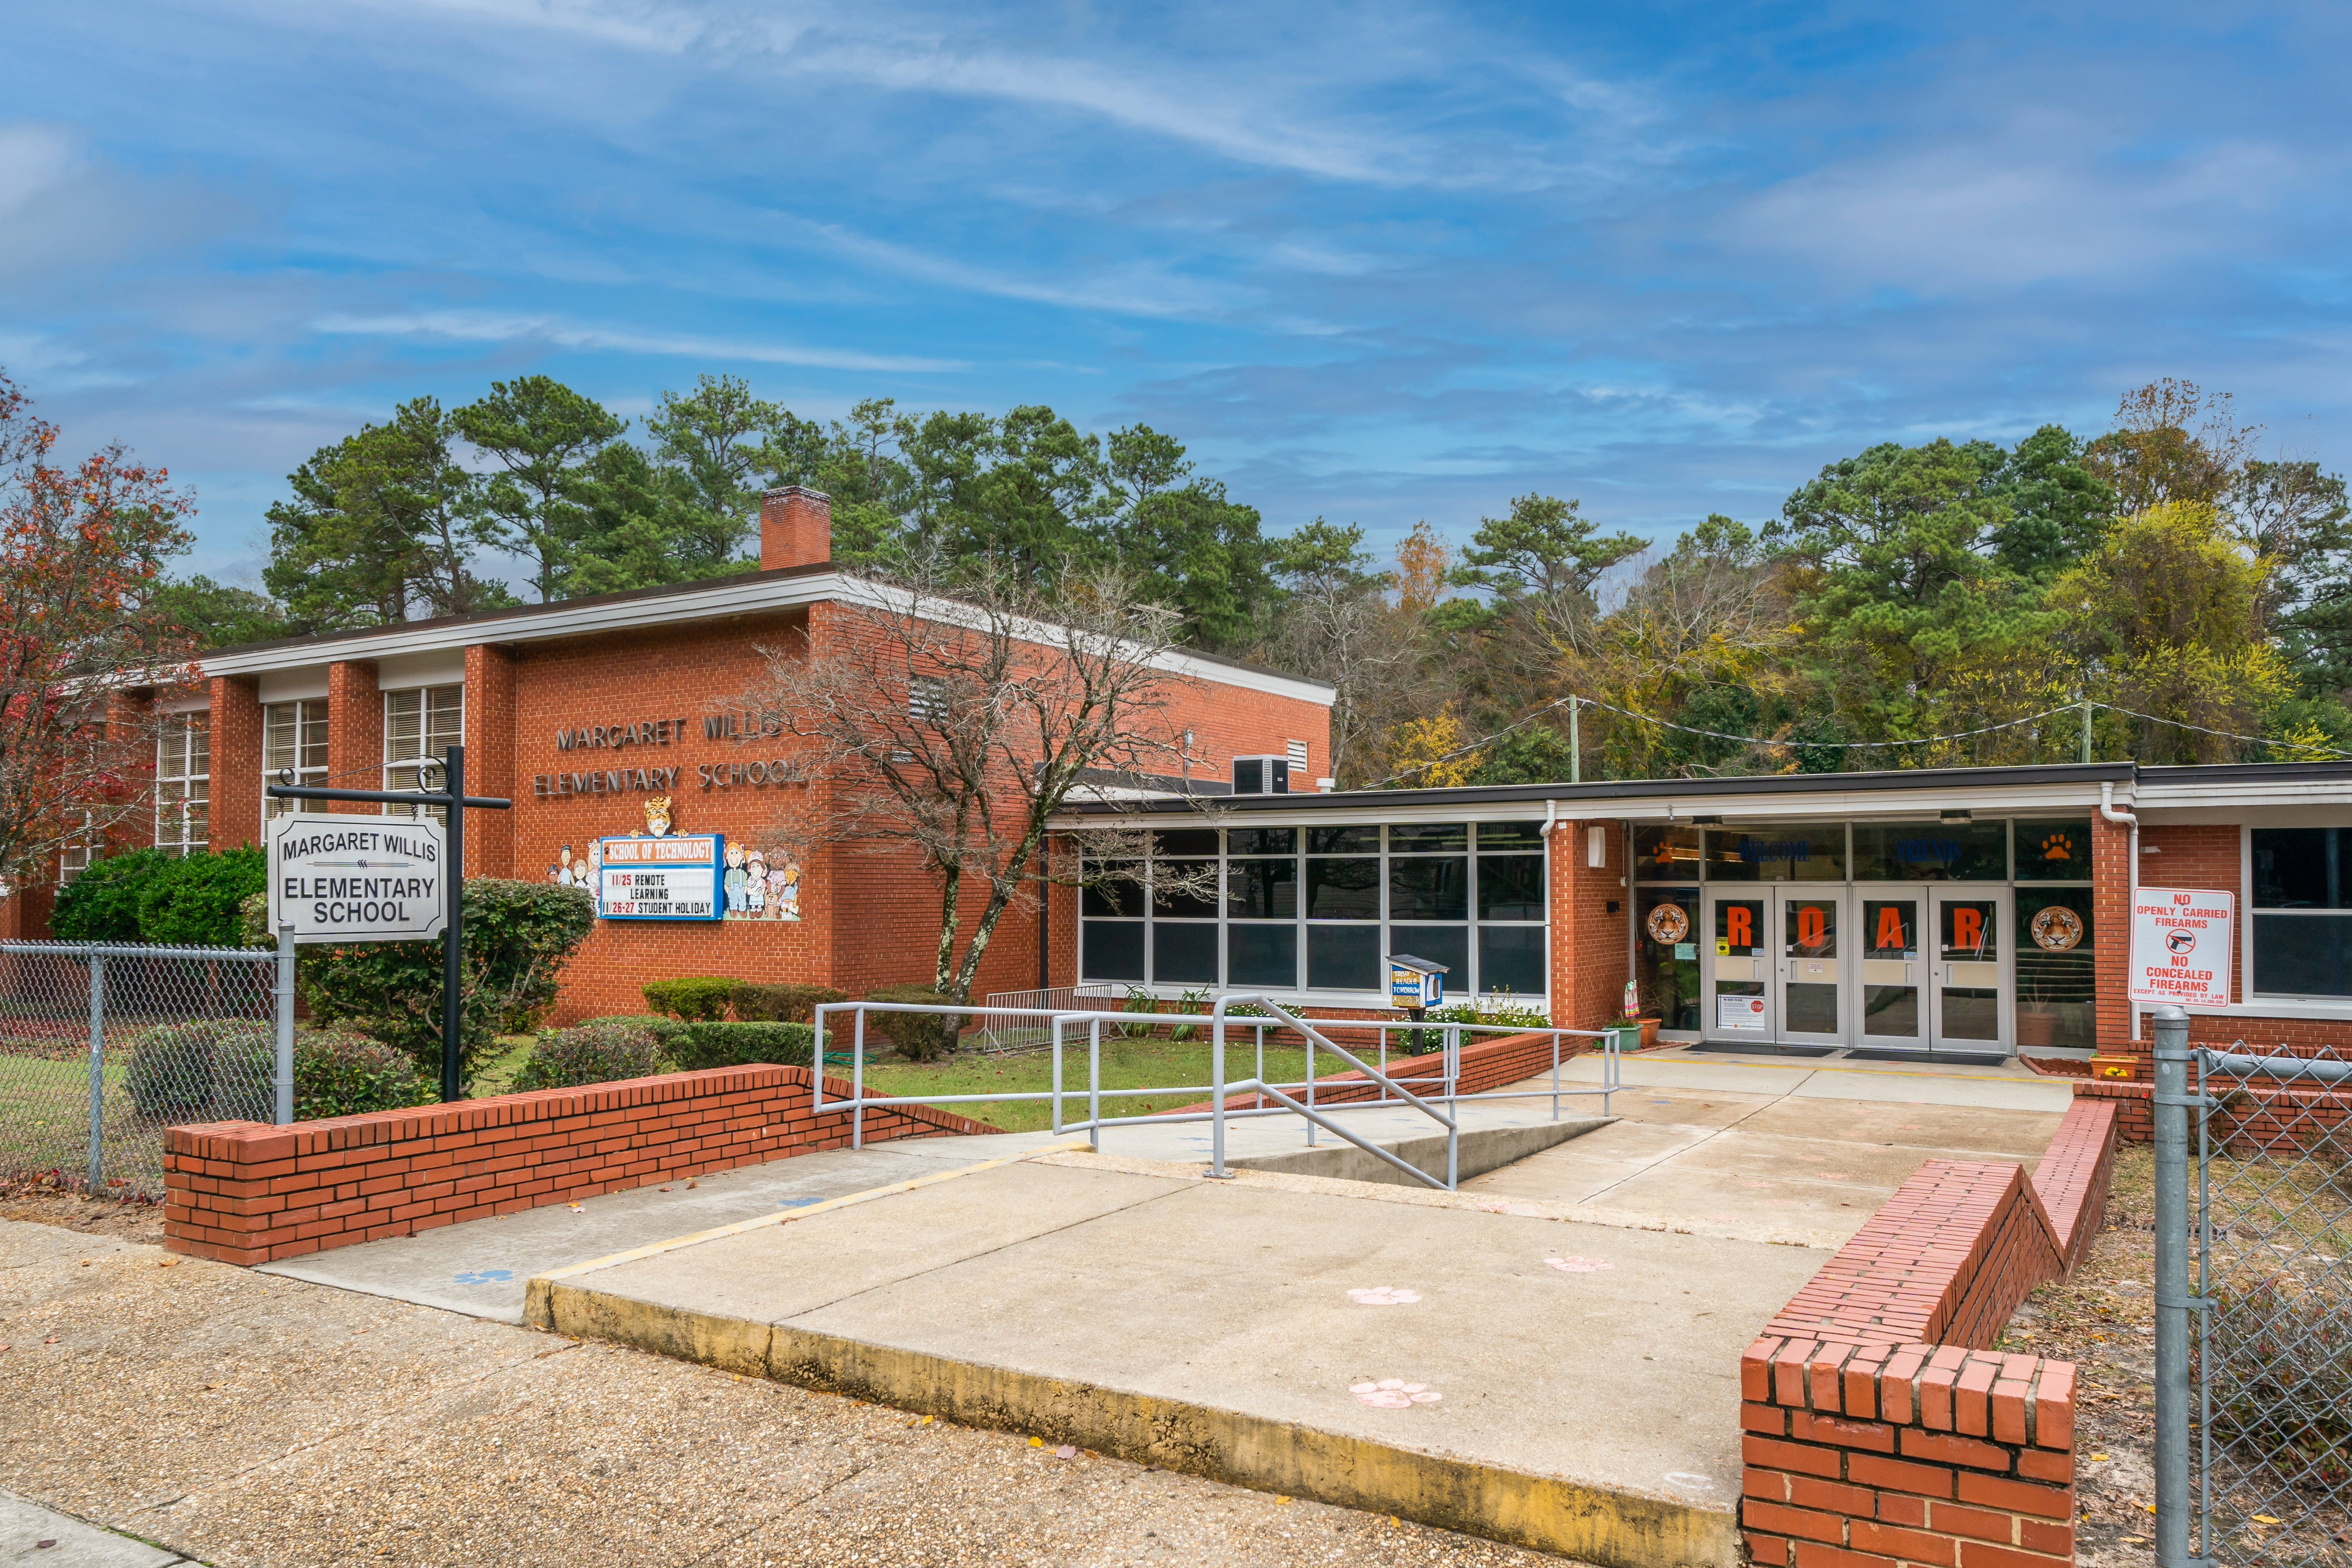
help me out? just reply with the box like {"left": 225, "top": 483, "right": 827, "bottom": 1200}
{"left": 1074, "top": 820, "right": 1549, "bottom": 1001}
{"left": 1849, "top": 820, "right": 2008, "bottom": 882}
{"left": 155, "top": 711, "right": 209, "bottom": 855}
{"left": 263, "top": 700, "right": 328, "bottom": 822}
{"left": 58, "top": 811, "right": 95, "bottom": 885}
{"left": 1701, "top": 823, "right": 1848, "bottom": 882}
{"left": 909, "top": 676, "right": 948, "bottom": 725}
{"left": 2252, "top": 827, "right": 2352, "bottom": 998}
{"left": 385, "top": 686, "right": 464, "bottom": 820}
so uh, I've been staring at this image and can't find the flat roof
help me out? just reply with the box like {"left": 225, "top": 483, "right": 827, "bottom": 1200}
{"left": 1064, "top": 758, "right": 2352, "bottom": 822}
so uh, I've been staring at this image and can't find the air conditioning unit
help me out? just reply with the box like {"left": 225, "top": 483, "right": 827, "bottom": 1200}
{"left": 1231, "top": 755, "right": 1291, "bottom": 795}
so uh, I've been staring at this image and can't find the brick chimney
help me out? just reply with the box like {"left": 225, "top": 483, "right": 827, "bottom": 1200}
{"left": 760, "top": 485, "right": 833, "bottom": 571}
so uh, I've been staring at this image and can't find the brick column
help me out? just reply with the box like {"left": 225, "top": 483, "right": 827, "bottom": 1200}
{"left": 2090, "top": 809, "right": 2133, "bottom": 1065}
{"left": 101, "top": 690, "right": 156, "bottom": 858}
{"left": 1548, "top": 817, "right": 1577, "bottom": 1026}
{"left": 325, "top": 661, "right": 381, "bottom": 815}
{"left": 464, "top": 643, "right": 517, "bottom": 877}
{"left": 209, "top": 675, "right": 263, "bottom": 850}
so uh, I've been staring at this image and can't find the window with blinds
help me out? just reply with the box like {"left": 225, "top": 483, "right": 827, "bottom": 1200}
{"left": 385, "top": 685, "right": 464, "bottom": 819}
{"left": 155, "top": 711, "right": 209, "bottom": 855}
{"left": 263, "top": 700, "right": 327, "bottom": 822}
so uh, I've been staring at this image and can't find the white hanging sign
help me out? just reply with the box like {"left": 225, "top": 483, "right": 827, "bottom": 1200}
{"left": 2128, "top": 886, "right": 2234, "bottom": 1007}
{"left": 268, "top": 812, "right": 448, "bottom": 944}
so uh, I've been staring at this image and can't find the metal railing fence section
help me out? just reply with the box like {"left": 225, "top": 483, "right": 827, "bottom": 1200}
{"left": 975, "top": 984, "right": 1128, "bottom": 1053}
{"left": 2154, "top": 1003, "right": 2352, "bottom": 1568}
{"left": 811, "top": 998, "right": 1619, "bottom": 1193}
{"left": 0, "top": 939, "right": 292, "bottom": 1201}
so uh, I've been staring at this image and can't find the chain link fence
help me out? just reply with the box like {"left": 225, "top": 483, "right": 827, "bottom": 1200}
{"left": 2156, "top": 1009, "right": 2352, "bottom": 1567}
{"left": 0, "top": 940, "right": 288, "bottom": 1201}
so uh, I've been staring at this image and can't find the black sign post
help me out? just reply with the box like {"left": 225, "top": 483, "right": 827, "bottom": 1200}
{"left": 267, "top": 743, "right": 512, "bottom": 1102}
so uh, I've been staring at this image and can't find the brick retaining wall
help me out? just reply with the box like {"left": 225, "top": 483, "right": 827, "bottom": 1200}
{"left": 1741, "top": 1098, "right": 2116, "bottom": 1568}
{"left": 164, "top": 1065, "right": 1000, "bottom": 1267}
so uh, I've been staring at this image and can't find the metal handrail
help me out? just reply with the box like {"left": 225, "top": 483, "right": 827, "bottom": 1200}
{"left": 809, "top": 996, "right": 1619, "bottom": 1191}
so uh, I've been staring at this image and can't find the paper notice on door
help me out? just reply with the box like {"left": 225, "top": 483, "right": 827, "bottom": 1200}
{"left": 1718, "top": 994, "right": 1769, "bottom": 1031}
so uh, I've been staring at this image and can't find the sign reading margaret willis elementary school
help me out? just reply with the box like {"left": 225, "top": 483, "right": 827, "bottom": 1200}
{"left": 268, "top": 813, "right": 447, "bottom": 944}
{"left": 2128, "top": 886, "right": 2234, "bottom": 1007}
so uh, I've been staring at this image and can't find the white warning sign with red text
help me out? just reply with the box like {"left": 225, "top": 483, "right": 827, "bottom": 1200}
{"left": 2128, "top": 886, "right": 2234, "bottom": 1007}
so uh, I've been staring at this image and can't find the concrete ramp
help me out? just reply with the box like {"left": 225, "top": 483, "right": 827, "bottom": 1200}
{"left": 529, "top": 1149, "right": 1818, "bottom": 1566}
{"left": 1228, "top": 1114, "right": 1608, "bottom": 1186}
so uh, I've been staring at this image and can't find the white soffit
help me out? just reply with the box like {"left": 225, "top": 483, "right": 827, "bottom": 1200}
{"left": 376, "top": 649, "right": 468, "bottom": 691}
{"left": 256, "top": 666, "right": 330, "bottom": 702}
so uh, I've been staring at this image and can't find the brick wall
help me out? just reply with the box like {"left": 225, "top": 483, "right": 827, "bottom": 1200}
{"left": 1740, "top": 1098, "right": 2116, "bottom": 1568}
{"left": 1552, "top": 818, "right": 1632, "bottom": 1031}
{"left": 209, "top": 674, "right": 263, "bottom": 850}
{"left": 464, "top": 642, "right": 518, "bottom": 877}
{"left": 325, "top": 661, "right": 381, "bottom": 814}
{"left": 163, "top": 1064, "right": 1002, "bottom": 1266}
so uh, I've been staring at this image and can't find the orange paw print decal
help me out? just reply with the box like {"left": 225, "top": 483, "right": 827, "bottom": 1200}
{"left": 2039, "top": 832, "right": 2074, "bottom": 863}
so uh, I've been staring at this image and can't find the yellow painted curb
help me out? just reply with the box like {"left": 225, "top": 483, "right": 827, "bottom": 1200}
{"left": 538, "top": 1274, "right": 1737, "bottom": 1568}
{"left": 521, "top": 1141, "right": 1091, "bottom": 1328}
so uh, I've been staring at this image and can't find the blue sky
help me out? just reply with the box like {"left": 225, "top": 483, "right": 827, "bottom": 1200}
{"left": 4, "top": 1, "right": 2347, "bottom": 590}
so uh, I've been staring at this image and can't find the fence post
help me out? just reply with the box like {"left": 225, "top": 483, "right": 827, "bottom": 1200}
{"left": 2152, "top": 1003, "right": 2194, "bottom": 1568}
{"left": 275, "top": 923, "right": 296, "bottom": 1126}
{"left": 85, "top": 950, "right": 105, "bottom": 1192}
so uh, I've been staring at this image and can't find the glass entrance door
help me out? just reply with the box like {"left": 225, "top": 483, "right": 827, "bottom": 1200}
{"left": 1709, "top": 894, "right": 1771, "bottom": 1041}
{"left": 1929, "top": 891, "right": 2007, "bottom": 1054}
{"left": 1856, "top": 889, "right": 1925, "bottom": 1049}
{"left": 1777, "top": 888, "right": 1844, "bottom": 1047}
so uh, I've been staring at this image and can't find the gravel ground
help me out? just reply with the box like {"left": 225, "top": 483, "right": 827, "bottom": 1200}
{"left": 0, "top": 1213, "right": 1565, "bottom": 1567}
{"left": 2000, "top": 1144, "right": 2158, "bottom": 1567}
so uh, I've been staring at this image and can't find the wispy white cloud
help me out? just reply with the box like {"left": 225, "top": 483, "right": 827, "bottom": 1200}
{"left": 309, "top": 310, "right": 967, "bottom": 372}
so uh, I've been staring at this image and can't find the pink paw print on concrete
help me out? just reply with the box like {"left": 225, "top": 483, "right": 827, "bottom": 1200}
{"left": 1742, "top": 1180, "right": 1773, "bottom": 1188}
{"left": 1350, "top": 1379, "right": 1442, "bottom": 1409}
{"left": 1545, "top": 1256, "right": 1615, "bottom": 1273}
{"left": 1474, "top": 1199, "right": 1512, "bottom": 1213}
{"left": 1347, "top": 1287, "right": 1421, "bottom": 1306}
{"left": 1797, "top": 1154, "right": 1826, "bottom": 1162}
{"left": 1820, "top": 1173, "right": 1847, "bottom": 1181}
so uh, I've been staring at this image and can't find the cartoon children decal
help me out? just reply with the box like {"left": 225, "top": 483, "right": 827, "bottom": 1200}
{"left": 744, "top": 848, "right": 768, "bottom": 914}
{"left": 723, "top": 840, "right": 748, "bottom": 913}
{"left": 769, "top": 854, "right": 799, "bottom": 920}
{"left": 557, "top": 845, "right": 577, "bottom": 887}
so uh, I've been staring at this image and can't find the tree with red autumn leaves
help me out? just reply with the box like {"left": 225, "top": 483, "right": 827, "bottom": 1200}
{"left": 0, "top": 370, "right": 196, "bottom": 888}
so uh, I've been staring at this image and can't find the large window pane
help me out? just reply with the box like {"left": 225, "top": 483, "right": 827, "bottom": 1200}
{"left": 1228, "top": 827, "right": 1295, "bottom": 856}
{"left": 1389, "top": 823, "right": 1467, "bottom": 851}
{"left": 1477, "top": 856, "right": 1545, "bottom": 921}
{"left": 1390, "top": 924, "right": 1467, "bottom": 981}
{"left": 1474, "top": 821, "right": 1544, "bottom": 851}
{"left": 1152, "top": 860, "right": 1219, "bottom": 920}
{"left": 1082, "top": 920, "right": 1143, "bottom": 981}
{"left": 1635, "top": 887, "right": 1699, "bottom": 1031}
{"left": 1152, "top": 922, "right": 1218, "bottom": 985}
{"left": 1153, "top": 828, "right": 1219, "bottom": 857}
{"left": 1226, "top": 859, "right": 1297, "bottom": 918}
{"left": 1227, "top": 924, "right": 1298, "bottom": 987}
{"left": 1307, "top": 825, "right": 1377, "bottom": 855}
{"left": 1634, "top": 825, "right": 1702, "bottom": 882}
{"left": 2253, "top": 828, "right": 2352, "bottom": 908}
{"left": 1306, "top": 857, "right": 1380, "bottom": 919}
{"left": 2014, "top": 819, "right": 2092, "bottom": 880}
{"left": 1478, "top": 926, "right": 1545, "bottom": 999}
{"left": 1388, "top": 857, "right": 1468, "bottom": 920}
{"left": 1702, "top": 824, "right": 1846, "bottom": 882}
{"left": 1308, "top": 925, "right": 1381, "bottom": 989}
{"left": 1851, "top": 821, "right": 2008, "bottom": 882}
{"left": 2016, "top": 887, "right": 2096, "bottom": 1050}
{"left": 2254, "top": 913, "right": 2352, "bottom": 997}
{"left": 1081, "top": 866, "right": 1143, "bottom": 917}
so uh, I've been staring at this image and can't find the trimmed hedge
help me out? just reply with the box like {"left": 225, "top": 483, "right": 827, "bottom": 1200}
{"left": 124, "top": 1019, "right": 273, "bottom": 1122}
{"left": 641, "top": 976, "right": 737, "bottom": 1021}
{"left": 294, "top": 1027, "right": 436, "bottom": 1120}
{"left": 511, "top": 1018, "right": 667, "bottom": 1091}
{"left": 54, "top": 848, "right": 267, "bottom": 947}
{"left": 665, "top": 1020, "right": 815, "bottom": 1072}
{"left": 861, "top": 984, "right": 965, "bottom": 1062}
{"left": 728, "top": 982, "right": 847, "bottom": 1023}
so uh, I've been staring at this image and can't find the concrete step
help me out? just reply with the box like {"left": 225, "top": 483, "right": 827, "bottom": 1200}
{"left": 1228, "top": 1114, "right": 1608, "bottom": 1187}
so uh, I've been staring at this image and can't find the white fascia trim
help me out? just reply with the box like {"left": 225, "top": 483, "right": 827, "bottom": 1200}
{"left": 203, "top": 570, "right": 1336, "bottom": 706}
{"left": 2134, "top": 780, "right": 2352, "bottom": 810}
{"left": 1599, "top": 785, "right": 2122, "bottom": 821}
{"left": 2165, "top": 999, "right": 2352, "bottom": 1022}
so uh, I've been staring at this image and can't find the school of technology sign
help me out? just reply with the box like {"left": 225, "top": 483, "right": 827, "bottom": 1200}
{"left": 268, "top": 813, "right": 448, "bottom": 943}
{"left": 597, "top": 833, "right": 724, "bottom": 921}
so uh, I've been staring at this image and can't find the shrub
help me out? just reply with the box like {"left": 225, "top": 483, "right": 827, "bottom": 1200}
{"left": 123, "top": 1019, "right": 273, "bottom": 1123}
{"left": 728, "top": 982, "right": 847, "bottom": 1024}
{"left": 641, "top": 976, "right": 739, "bottom": 1021}
{"left": 664, "top": 1020, "right": 815, "bottom": 1072}
{"left": 861, "top": 984, "right": 965, "bottom": 1061}
{"left": 136, "top": 848, "right": 267, "bottom": 947}
{"left": 299, "top": 879, "right": 595, "bottom": 1083}
{"left": 510, "top": 1018, "right": 668, "bottom": 1092}
{"left": 52, "top": 849, "right": 173, "bottom": 943}
{"left": 293, "top": 1027, "right": 436, "bottom": 1120}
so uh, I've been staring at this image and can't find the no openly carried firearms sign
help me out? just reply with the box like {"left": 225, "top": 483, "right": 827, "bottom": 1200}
{"left": 2128, "top": 885, "right": 2234, "bottom": 1007}
{"left": 268, "top": 811, "right": 448, "bottom": 943}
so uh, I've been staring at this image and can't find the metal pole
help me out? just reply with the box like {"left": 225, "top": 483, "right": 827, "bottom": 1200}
{"left": 1052, "top": 1015, "right": 1064, "bottom": 1135}
{"left": 1569, "top": 697, "right": 1581, "bottom": 785}
{"left": 1446, "top": 1022, "right": 1459, "bottom": 1188}
{"left": 1210, "top": 1014, "right": 1228, "bottom": 1177}
{"left": 2080, "top": 698, "right": 2093, "bottom": 764}
{"left": 86, "top": 951, "right": 104, "bottom": 1193}
{"left": 274, "top": 923, "right": 296, "bottom": 1125}
{"left": 1304, "top": 1018, "right": 1316, "bottom": 1147}
{"left": 1088, "top": 1019, "right": 1101, "bottom": 1152}
{"left": 852, "top": 1008, "right": 866, "bottom": 1150}
{"left": 439, "top": 744, "right": 465, "bottom": 1103}
{"left": 2152, "top": 1004, "right": 2194, "bottom": 1568}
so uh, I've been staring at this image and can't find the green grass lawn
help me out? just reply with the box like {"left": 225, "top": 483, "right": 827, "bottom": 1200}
{"left": 851, "top": 1031, "right": 1439, "bottom": 1133}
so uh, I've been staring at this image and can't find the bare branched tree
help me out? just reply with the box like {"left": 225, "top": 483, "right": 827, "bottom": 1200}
{"left": 749, "top": 554, "right": 1223, "bottom": 1001}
